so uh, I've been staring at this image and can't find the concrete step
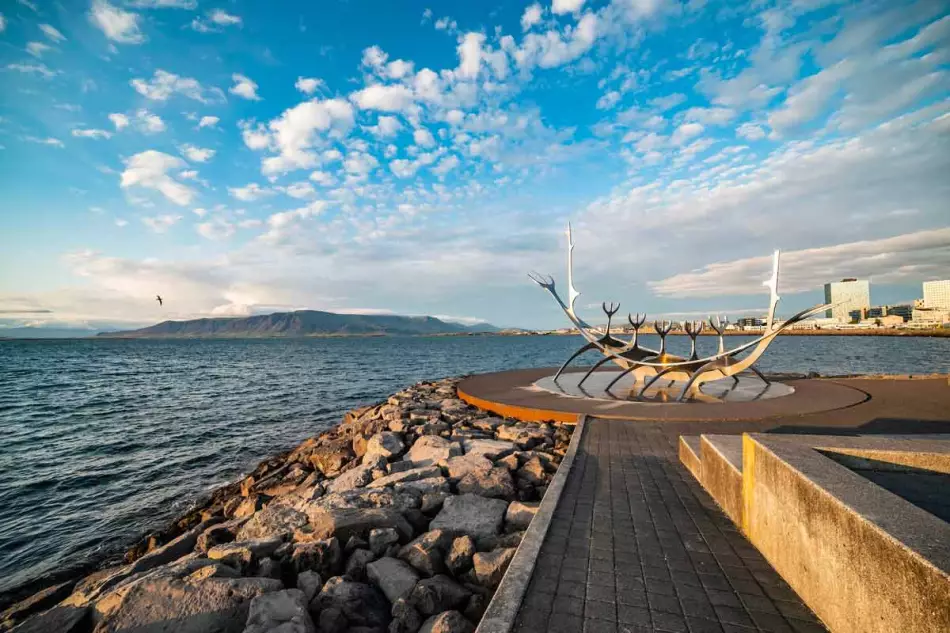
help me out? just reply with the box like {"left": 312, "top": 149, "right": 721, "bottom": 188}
{"left": 686, "top": 434, "right": 744, "bottom": 526}
{"left": 678, "top": 436, "right": 702, "bottom": 482}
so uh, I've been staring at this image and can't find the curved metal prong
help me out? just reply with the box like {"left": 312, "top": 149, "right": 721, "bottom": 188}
{"left": 578, "top": 355, "right": 613, "bottom": 386}
{"left": 747, "top": 364, "right": 771, "bottom": 385}
{"left": 638, "top": 366, "right": 677, "bottom": 398}
{"left": 605, "top": 364, "right": 640, "bottom": 392}
{"left": 554, "top": 341, "right": 597, "bottom": 381}
{"left": 527, "top": 271, "right": 554, "bottom": 289}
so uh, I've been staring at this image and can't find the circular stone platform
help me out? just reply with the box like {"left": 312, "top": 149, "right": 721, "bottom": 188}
{"left": 534, "top": 371, "right": 795, "bottom": 404}
{"left": 458, "top": 367, "right": 870, "bottom": 423}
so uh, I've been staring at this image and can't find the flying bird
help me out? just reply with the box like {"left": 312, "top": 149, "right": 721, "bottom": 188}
{"left": 156, "top": 295, "right": 163, "bottom": 307}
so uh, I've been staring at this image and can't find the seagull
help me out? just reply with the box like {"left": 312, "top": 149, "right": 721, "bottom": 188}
{"left": 156, "top": 295, "right": 163, "bottom": 307}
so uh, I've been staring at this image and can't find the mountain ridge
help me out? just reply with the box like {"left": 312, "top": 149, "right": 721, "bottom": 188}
{"left": 95, "top": 310, "right": 501, "bottom": 338}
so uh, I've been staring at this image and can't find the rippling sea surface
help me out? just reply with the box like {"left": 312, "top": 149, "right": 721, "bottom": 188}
{"left": 1, "top": 334, "right": 948, "bottom": 596}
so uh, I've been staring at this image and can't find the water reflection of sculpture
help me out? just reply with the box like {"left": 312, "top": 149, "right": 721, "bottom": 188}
{"left": 529, "top": 225, "right": 831, "bottom": 402}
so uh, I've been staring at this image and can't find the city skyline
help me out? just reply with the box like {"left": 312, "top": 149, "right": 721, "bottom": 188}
{"left": 1, "top": 0, "right": 949, "bottom": 331}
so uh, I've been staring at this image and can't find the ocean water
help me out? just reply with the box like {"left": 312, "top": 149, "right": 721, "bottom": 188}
{"left": 0, "top": 334, "right": 948, "bottom": 597}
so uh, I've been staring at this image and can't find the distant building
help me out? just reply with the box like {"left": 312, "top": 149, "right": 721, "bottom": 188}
{"left": 923, "top": 280, "right": 950, "bottom": 309}
{"left": 736, "top": 317, "right": 766, "bottom": 329}
{"left": 824, "top": 279, "right": 870, "bottom": 322}
{"left": 848, "top": 308, "right": 868, "bottom": 323}
{"left": 886, "top": 305, "right": 913, "bottom": 322}
{"left": 912, "top": 308, "right": 950, "bottom": 326}
{"left": 860, "top": 315, "right": 904, "bottom": 328}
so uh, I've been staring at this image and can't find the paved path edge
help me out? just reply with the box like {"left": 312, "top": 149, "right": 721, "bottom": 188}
{"left": 475, "top": 414, "right": 589, "bottom": 633}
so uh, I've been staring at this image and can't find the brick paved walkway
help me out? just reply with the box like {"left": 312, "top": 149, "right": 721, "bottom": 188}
{"left": 513, "top": 418, "right": 827, "bottom": 633}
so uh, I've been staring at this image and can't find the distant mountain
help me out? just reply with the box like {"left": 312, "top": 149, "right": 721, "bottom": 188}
{"left": 96, "top": 310, "right": 501, "bottom": 338}
{"left": 0, "top": 327, "right": 100, "bottom": 339}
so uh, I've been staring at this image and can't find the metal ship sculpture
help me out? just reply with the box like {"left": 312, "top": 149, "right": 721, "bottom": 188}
{"left": 529, "top": 225, "right": 831, "bottom": 402}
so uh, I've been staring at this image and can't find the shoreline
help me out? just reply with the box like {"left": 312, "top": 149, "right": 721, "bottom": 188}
{"left": 1, "top": 377, "right": 573, "bottom": 633}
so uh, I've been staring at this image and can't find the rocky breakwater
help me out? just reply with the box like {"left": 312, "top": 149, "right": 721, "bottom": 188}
{"left": 3, "top": 377, "right": 572, "bottom": 633}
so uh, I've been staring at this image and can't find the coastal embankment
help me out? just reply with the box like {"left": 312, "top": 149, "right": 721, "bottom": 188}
{"left": 1, "top": 377, "right": 572, "bottom": 633}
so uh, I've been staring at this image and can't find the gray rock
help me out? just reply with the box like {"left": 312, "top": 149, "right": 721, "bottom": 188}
{"left": 207, "top": 538, "right": 282, "bottom": 573}
{"left": 326, "top": 463, "right": 376, "bottom": 494}
{"left": 310, "top": 439, "right": 355, "bottom": 477}
{"left": 460, "top": 438, "right": 516, "bottom": 460}
{"left": 477, "top": 531, "right": 523, "bottom": 551}
{"left": 403, "top": 436, "right": 462, "bottom": 468}
{"left": 456, "top": 467, "right": 515, "bottom": 499}
{"left": 237, "top": 504, "right": 308, "bottom": 541}
{"left": 407, "top": 575, "right": 471, "bottom": 616}
{"left": 344, "top": 535, "right": 369, "bottom": 553}
{"left": 445, "top": 536, "right": 475, "bottom": 576}
{"left": 393, "top": 476, "right": 451, "bottom": 496}
{"left": 291, "top": 538, "right": 341, "bottom": 578}
{"left": 471, "top": 418, "right": 503, "bottom": 432}
{"left": 306, "top": 506, "right": 414, "bottom": 543}
{"left": 444, "top": 454, "right": 493, "bottom": 480}
{"left": 255, "top": 557, "right": 280, "bottom": 579}
{"left": 313, "top": 577, "right": 390, "bottom": 629}
{"left": 304, "top": 488, "right": 420, "bottom": 513}
{"left": 196, "top": 521, "right": 243, "bottom": 554}
{"left": 92, "top": 573, "right": 282, "bottom": 633}
{"left": 243, "top": 589, "right": 315, "bottom": 633}
{"left": 388, "top": 459, "right": 415, "bottom": 474}
{"left": 418, "top": 610, "right": 474, "bottom": 633}
{"left": 495, "top": 426, "right": 549, "bottom": 450}
{"left": 463, "top": 593, "right": 488, "bottom": 623}
{"left": 9, "top": 605, "right": 88, "bottom": 633}
{"left": 234, "top": 494, "right": 266, "bottom": 519}
{"left": 398, "top": 533, "right": 445, "bottom": 577}
{"left": 517, "top": 457, "right": 547, "bottom": 487}
{"left": 1, "top": 580, "right": 77, "bottom": 630}
{"left": 344, "top": 548, "right": 376, "bottom": 582}
{"left": 296, "top": 570, "right": 322, "bottom": 604}
{"left": 473, "top": 547, "right": 516, "bottom": 588}
{"left": 368, "top": 465, "right": 442, "bottom": 489}
{"left": 366, "top": 557, "right": 420, "bottom": 603}
{"left": 505, "top": 501, "right": 539, "bottom": 531}
{"left": 429, "top": 495, "right": 508, "bottom": 542}
{"left": 318, "top": 606, "right": 347, "bottom": 633}
{"left": 420, "top": 491, "right": 450, "bottom": 513}
{"left": 369, "top": 528, "right": 400, "bottom": 556}
{"left": 389, "top": 598, "right": 423, "bottom": 633}
{"left": 365, "top": 432, "right": 406, "bottom": 460}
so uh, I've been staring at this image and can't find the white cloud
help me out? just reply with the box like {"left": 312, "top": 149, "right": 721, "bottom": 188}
{"left": 142, "top": 214, "right": 183, "bottom": 233}
{"left": 209, "top": 9, "right": 241, "bottom": 26}
{"left": 135, "top": 109, "right": 165, "bottom": 133}
{"left": 72, "top": 128, "right": 112, "bottom": 140}
{"left": 198, "top": 115, "right": 219, "bottom": 129}
{"left": 0, "top": 14, "right": 6, "bottom": 33}
{"left": 522, "top": 3, "right": 543, "bottom": 31}
{"left": 670, "top": 122, "right": 703, "bottom": 145}
{"left": 309, "top": 170, "right": 335, "bottom": 186}
{"left": 432, "top": 154, "right": 460, "bottom": 178}
{"left": 368, "top": 115, "right": 402, "bottom": 138}
{"left": 736, "top": 122, "right": 766, "bottom": 140}
{"left": 24, "top": 136, "right": 64, "bottom": 147}
{"left": 114, "top": 218, "right": 128, "bottom": 227}
{"left": 6, "top": 63, "right": 56, "bottom": 79}
{"left": 179, "top": 144, "right": 215, "bottom": 162}
{"left": 26, "top": 42, "right": 52, "bottom": 58}
{"left": 458, "top": 32, "right": 484, "bottom": 79}
{"left": 596, "top": 90, "right": 620, "bottom": 110}
{"left": 89, "top": 0, "right": 144, "bottom": 44}
{"left": 344, "top": 151, "right": 379, "bottom": 177}
{"left": 131, "top": 70, "right": 223, "bottom": 103}
{"left": 552, "top": 0, "right": 585, "bottom": 15}
{"left": 682, "top": 106, "right": 735, "bottom": 125}
{"left": 350, "top": 83, "right": 415, "bottom": 112}
{"left": 179, "top": 170, "right": 198, "bottom": 180}
{"left": 229, "top": 183, "right": 273, "bottom": 201}
{"left": 413, "top": 127, "right": 436, "bottom": 147}
{"left": 120, "top": 151, "right": 195, "bottom": 205}
{"left": 651, "top": 93, "right": 687, "bottom": 111}
{"left": 109, "top": 113, "right": 129, "bottom": 130}
{"left": 128, "top": 0, "right": 196, "bottom": 7}
{"left": 295, "top": 77, "right": 324, "bottom": 95}
{"left": 261, "top": 201, "right": 327, "bottom": 243}
{"left": 650, "top": 229, "right": 950, "bottom": 297}
{"left": 386, "top": 60, "right": 414, "bottom": 80}
{"left": 515, "top": 12, "right": 598, "bottom": 70}
{"left": 282, "top": 182, "right": 316, "bottom": 199}
{"left": 196, "top": 218, "right": 235, "bottom": 241}
{"left": 190, "top": 8, "right": 242, "bottom": 33}
{"left": 39, "top": 24, "right": 66, "bottom": 43}
{"left": 249, "top": 98, "right": 355, "bottom": 175}
{"left": 769, "top": 61, "right": 853, "bottom": 134}
{"left": 229, "top": 73, "right": 260, "bottom": 100}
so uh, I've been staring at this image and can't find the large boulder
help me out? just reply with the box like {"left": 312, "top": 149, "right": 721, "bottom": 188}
{"left": 343, "top": 548, "right": 375, "bottom": 582}
{"left": 505, "top": 501, "right": 539, "bottom": 531}
{"left": 290, "top": 538, "right": 342, "bottom": 578}
{"left": 306, "top": 507, "right": 414, "bottom": 543}
{"left": 1, "top": 580, "right": 76, "bottom": 630}
{"left": 304, "top": 488, "right": 420, "bottom": 513}
{"left": 444, "top": 455, "right": 493, "bottom": 480}
{"left": 369, "top": 527, "right": 401, "bottom": 556}
{"left": 517, "top": 457, "right": 547, "bottom": 487}
{"left": 473, "top": 548, "right": 516, "bottom": 588}
{"left": 407, "top": 575, "right": 471, "bottom": 616}
{"left": 398, "top": 531, "right": 450, "bottom": 577}
{"left": 389, "top": 598, "right": 423, "bottom": 633}
{"left": 310, "top": 439, "right": 355, "bottom": 477}
{"left": 460, "top": 439, "right": 516, "bottom": 460}
{"left": 494, "top": 426, "right": 549, "bottom": 450}
{"left": 237, "top": 505, "right": 308, "bottom": 541}
{"left": 366, "top": 557, "right": 420, "bottom": 603}
{"left": 312, "top": 577, "right": 390, "bottom": 630}
{"left": 403, "top": 437, "right": 462, "bottom": 468}
{"left": 296, "top": 571, "right": 322, "bottom": 604}
{"left": 9, "top": 605, "right": 88, "bottom": 633}
{"left": 365, "top": 432, "right": 406, "bottom": 460}
{"left": 429, "top": 495, "right": 508, "bottom": 542}
{"left": 367, "top": 466, "right": 441, "bottom": 489}
{"left": 92, "top": 573, "right": 282, "bottom": 633}
{"left": 326, "top": 463, "right": 376, "bottom": 494}
{"left": 243, "top": 589, "right": 315, "bottom": 633}
{"left": 445, "top": 537, "right": 475, "bottom": 576}
{"left": 207, "top": 538, "right": 282, "bottom": 573}
{"left": 456, "top": 467, "right": 515, "bottom": 499}
{"left": 418, "top": 610, "right": 474, "bottom": 633}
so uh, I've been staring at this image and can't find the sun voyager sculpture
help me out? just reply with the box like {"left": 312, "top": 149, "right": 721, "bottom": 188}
{"left": 529, "top": 225, "right": 832, "bottom": 403}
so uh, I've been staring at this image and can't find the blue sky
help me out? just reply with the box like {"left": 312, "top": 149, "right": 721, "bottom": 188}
{"left": 0, "top": 0, "right": 948, "bottom": 330}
